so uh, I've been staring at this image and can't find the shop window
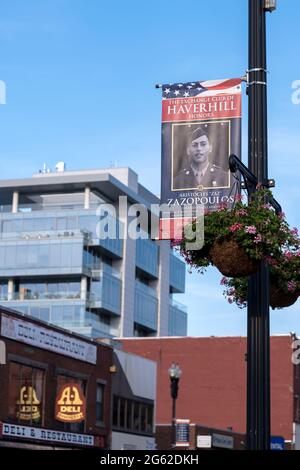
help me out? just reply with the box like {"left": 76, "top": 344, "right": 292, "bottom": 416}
{"left": 55, "top": 375, "right": 86, "bottom": 433}
{"left": 95, "top": 383, "right": 105, "bottom": 425}
{"left": 8, "top": 362, "right": 45, "bottom": 426}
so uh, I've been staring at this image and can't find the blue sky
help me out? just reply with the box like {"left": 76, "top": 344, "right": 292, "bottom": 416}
{"left": 0, "top": 0, "right": 299, "bottom": 337}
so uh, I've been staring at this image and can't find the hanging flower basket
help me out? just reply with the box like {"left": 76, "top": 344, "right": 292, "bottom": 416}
{"left": 221, "top": 248, "right": 300, "bottom": 310}
{"left": 270, "top": 284, "right": 299, "bottom": 309}
{"left": 210, "top": 239, "right": 260, "bottom": 277}
{"left": 177, "top": 189, "right": 294, "bottom": 275}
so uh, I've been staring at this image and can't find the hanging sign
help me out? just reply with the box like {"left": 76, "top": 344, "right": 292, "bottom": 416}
{"left": 160, "top": 78, "right": 242, "bottom": 239}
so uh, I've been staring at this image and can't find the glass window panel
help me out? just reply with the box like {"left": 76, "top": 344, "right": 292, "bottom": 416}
{"left": 71, "top": 242, "right": 83, "bottom": 266}
{"left": 113, "top": 396, "right": 118, "bottom": 427}
{"left": 67, "top": 216, "right": 77, "bottom": 230}
{"left": 140, "top": 404, "right": 147, "bottom": 432}
{"left": 74, "top": 306, "right": 82, "bottom": 321}
{"left": 62, "top": 305, "right": 73, "bottom": 321}
{"left": 17, "top": 245, "right": 38, "bottom": 268}
{"left": 126, "top": 401, "right": 133, "bottom": 430}
{"left": 8, "top": 362, "right": 45, "bottom": 426}
{"left": 2, "top": 220, "right": 13, "bottom": 232}
{"left": 39, "top": 308, "right": 50, "bottom": 322}
{"left": 0, "top": 246, "right": 5, "bottom": 266}
{"left": 30, "top": 307, "right": 40, "bottom": 319}
{"left": 133, "top": 402, "right": 140, "bottom": 432}
{"left": 56, "top": 218, "right": 67, "bottom": 230}
{"left": 5, "top": 245, "right": 17, "bottom": 268}
{"left": 119, "top": 398, "right": 126, "bottom": 429}
{"left": 51, "top": 305, "right": 62, "bottom": 322}
{"left": 61, "top": 244, "right": 72, "bottom": 266}
{"left": 47, "top": 282, "right": 58, "bottom": 294}
{"left": 33, "top": 218, "right": 51, "bottom": 231}
{"left": 38, "top": 245, "right": 49, "bottom": 268}
{"left": 0, "top": 282, "right": 8, "bottom": 298}
{"left": 14, "top": 219, "right": 23, "bottom": 232}
{"left": 49, "top": 244, "right": 61, "bottom": 267}
{"left": 56, "top": 375, "right": 86, "bottom": 433}
{"left": 96, "top": 384, "right": 104, "bottom": 423}
{"left": 23, "top": 219, "right": 34, "bottom": 232}
{"left": 69, "top": 281, "right": 81, "bottom": 294}
{"left": 147, "top": 406, "right": 153, "bottom": 433}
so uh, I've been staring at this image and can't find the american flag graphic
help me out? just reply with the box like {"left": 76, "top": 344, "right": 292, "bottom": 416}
{"left": 162, "top": 78, "right": 241, "bottom": 99}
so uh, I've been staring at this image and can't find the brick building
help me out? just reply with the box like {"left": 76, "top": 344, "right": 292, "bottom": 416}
{"left": 121, "top": 335, "right": 300, "bottom": 450}
{"left": 0, "top": 307, "right": 113, "bottom": 449}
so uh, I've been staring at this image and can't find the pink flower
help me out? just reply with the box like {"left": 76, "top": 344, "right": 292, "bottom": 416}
{"left": 217, "top": 202, "right": 228, "bottom": 212}
{"left": 254, "top": 234, "right": 262, "bottom": 244}
{"left": 220, "top": 277, "right": 228, "bottom": 286}
{"left": 236, "top": 209, "right": 247, "bottom": 216}
{"left": 171, "top": 239, "right": 182, "bottom": 247}
{"left": 290, "top": 228, "right": 299, "bottom": 236}
{"left": 229, "top": 223, "right": 243, "bottom": 232}
{"left": 278, "top": 212, "right": 286, "bottom": 220}
{"left": 287, "top": 281, "right": 297, "bottom": 293}
{"left": 265, "top": 256, "right": 278, "bottom": 266}
{"left": 284, "top": 251, "right": 293, "bottom": 260}
{"left": 263, "top": 203, "right": 272, "bottom": 209}
{"left": 234, "top": 194, "right": 244, "bottom": 202}
{"left": 245, "top": 225, "right": 257, "bottom": 235}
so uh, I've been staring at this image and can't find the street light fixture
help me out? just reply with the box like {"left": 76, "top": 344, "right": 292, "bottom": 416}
{"left": 168, "top": 363, "right": 182, "bottom": 448}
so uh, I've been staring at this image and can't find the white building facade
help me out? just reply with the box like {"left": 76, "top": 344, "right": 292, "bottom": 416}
{"left": 0, "top": 166, "right": 187, "bottom": 338}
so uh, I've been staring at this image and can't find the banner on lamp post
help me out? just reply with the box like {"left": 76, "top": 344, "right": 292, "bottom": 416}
{"left": 159, "top": 78, "right": 242, "bottom": 240}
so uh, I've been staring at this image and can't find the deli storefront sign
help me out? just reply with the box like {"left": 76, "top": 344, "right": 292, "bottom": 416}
{"left": 56, "top": 383, "right": 86, "bottom": 423}
{"left": 0, "top": 422, "right": 97, "bottom": 447}
{"left": 1, "top": 313, "right": 97, "bottom": 364}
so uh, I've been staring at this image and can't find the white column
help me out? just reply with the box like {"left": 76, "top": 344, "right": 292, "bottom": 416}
{"left": 157, "top": 240, "right": 171, "bottom": 336}
{"left": 84, "top": 186, "right": 90, "bottom": 210}
{"left": 8, "top": 279, "right": 14, "bottom": 301}
{"left": 12, "top": 191, "right": 19, "bottom": 213}
{"left": 119, "top": 199, "right": 136, "bottom": 337}
{"left": 80, "top": 276, "right": 87, "bottom": 300}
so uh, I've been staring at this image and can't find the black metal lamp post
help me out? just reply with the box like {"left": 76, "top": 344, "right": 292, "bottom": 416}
{"left": 230, "top": 0, "right": 278, "bottom": 451}
{"left": 168, "top": 363, "right": 182, "bottom": 449}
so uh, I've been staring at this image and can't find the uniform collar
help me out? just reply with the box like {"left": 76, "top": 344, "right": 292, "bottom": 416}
{"left": 190, "top": 161, "right": 210, "bottom": 178}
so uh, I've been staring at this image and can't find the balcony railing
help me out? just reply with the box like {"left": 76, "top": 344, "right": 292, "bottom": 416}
{"left": 136, "top": 237, "right": 159, "bottom": 278}
{"left": 0, "top": 210, "right": 124, "bottom": 258}
{"left": 169, "top": 297, "right": 188, "bottom": 336}
{"left": 134, "top": 281, "right": 158, "bottom": 331}
{"left": 88, "top": 272, "right": 122, "bottom": 315}
{"left": 170, "top": 251, "right": 186, "bottom": 293}
{"left": 1, "top": 292, "right": 84, "bottom": 301}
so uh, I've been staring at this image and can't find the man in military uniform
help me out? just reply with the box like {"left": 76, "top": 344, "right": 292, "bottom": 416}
{"left": 173, "top": 126, "right": 229, "bottom": 190}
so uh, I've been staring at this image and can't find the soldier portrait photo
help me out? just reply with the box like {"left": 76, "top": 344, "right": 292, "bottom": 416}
{"left": 172, "top": 121, "right": 230, "bottom": 191}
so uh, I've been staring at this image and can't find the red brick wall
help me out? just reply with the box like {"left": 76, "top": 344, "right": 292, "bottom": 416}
{"left": 121, "top": 336, "right": 293, "bottom": 440}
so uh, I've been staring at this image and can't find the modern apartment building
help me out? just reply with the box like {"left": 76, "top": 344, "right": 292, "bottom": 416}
{"left": 0, "top": 166, "right": 187, "bottom": 339}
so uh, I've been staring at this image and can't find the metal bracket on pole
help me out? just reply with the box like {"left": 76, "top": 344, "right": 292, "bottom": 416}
{"left": 246, "top": 68, "right": 268, "bottom": 88}
{"left": 229, "top": 154, "right": 281, "bottom": 214}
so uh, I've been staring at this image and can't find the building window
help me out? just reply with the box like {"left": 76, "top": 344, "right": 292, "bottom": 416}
{"left": 126, "top": 400, "right": 133, "bottom": 430}
{"left": 112, "top": 396, "right": 154, "bottom": 435}
{"left": 55, "top": 375, "right": 86, "bottom": 433}
{"left": 0, "top": 282, "right": 8, "bottom": 301}
{"left": 113, "top": 396, "right": 119, "bottom": 427}
{"left": 119, "top": 397, "right": 126, "bottom": 428}
{"left": 8, "top": 362, "right": 45, "bottom": 426}
{"left": 96, "top": 383, "right": 105, "bottom": 424}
